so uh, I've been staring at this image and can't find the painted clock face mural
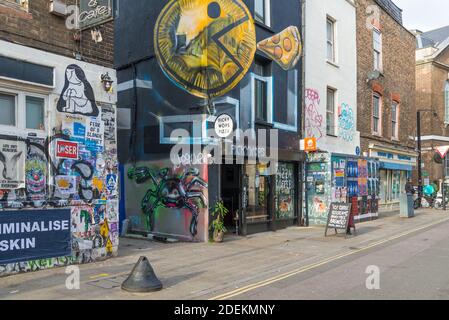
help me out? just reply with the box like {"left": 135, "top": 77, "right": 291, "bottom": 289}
{"left": 154, "top": 0, "right": 257, "bottom": 99}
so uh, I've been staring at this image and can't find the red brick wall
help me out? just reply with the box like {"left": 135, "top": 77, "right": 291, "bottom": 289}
{"left": 356, "top": 0, "right": 416, "bottom": 154}
{"left": 0, "top": 0, "right": 113, "bottom": 67}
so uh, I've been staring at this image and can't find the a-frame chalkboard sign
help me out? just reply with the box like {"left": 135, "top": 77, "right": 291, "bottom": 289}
{"left": 325, "top": 202, "right": 355, "bottom": 237}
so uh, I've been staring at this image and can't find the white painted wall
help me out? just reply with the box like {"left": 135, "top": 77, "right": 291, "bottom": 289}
{"left": 304, "top": 0, "right": 360, "bottom": 155}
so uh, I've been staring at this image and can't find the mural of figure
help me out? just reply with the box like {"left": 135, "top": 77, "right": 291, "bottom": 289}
{"left": 305, "top": 89, "right": 324, "bottom": 140}
{"left": 128, "top": 167, "right": 208, "bottom": 238}
{"left": 57, "top": 64, "right": 99, "bottom": 117}
{"left": 339, "top": 103, "right": 355, "bottom": 142}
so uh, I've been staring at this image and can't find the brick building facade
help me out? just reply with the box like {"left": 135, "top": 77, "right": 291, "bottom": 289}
{"left": 414, "top": 26, "right": 449, "bottom": 186}
{"left": 0, "top": 0, "right": 119, "bottom": 277}
{"left": 356, "top": 0, "right": 417, "bottom": 209}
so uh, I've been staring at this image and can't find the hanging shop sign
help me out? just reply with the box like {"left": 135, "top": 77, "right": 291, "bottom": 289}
{"left": 435, "top": 146, "right": 449, "bottom": 159}
{"left": 0, "top": 209, "right": 71, "bottom": 265}
{"left": 325, "top": 202, "right": 352, "bottom": 237}
{"left": 56, "top": 140, "right": 79, "bottom": 159}
{"left": 79, "top": 0, "right": 113, "bottom": 30}
{"left": 214, "top": 114, "right": 234, "bottom": 138}
{"left": 300, "top": 138, "right": 317, "bottom": 152}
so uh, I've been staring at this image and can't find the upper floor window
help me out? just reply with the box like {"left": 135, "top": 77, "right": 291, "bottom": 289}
{"left": 0, "top": 90, "right": 46, "bottom": 133}
{"left": 391, "top": 102, "right": 399, "bottom": 140}
{"left": 373, "top": 28, "right": 383, "bottom": 71}
{"left": 373, "top": 93, "right": 382, "bottom": 135}
{"left": 254, "top": 0, "right": 271, "bottom": 27}
{"left": 326, "top": 87, "right": 336, "bottom": 136}
{"left": 253, "top": 60, "right": 272, "bottom": 123}
{"left": 445, "top": 81, "right": 449, "bottom": 124}
{"left": 326, "top": 17, "right": 336, "bottom": 63}
{"left": 0, "top": 0, "right": 28, "bottom": 11}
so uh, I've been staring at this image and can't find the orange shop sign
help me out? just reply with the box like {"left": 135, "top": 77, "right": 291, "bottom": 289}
{"left": 300, "top": 138, "right": 317, "bottom": 152}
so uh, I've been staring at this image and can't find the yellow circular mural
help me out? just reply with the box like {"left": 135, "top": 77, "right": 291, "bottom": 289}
{"left": 154, "top": 0, "right": 257, "bottom": 99}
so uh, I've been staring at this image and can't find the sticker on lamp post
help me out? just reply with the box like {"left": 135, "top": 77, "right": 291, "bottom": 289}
{"left": 215, "top": 114, "right": 234, "bottom": 138}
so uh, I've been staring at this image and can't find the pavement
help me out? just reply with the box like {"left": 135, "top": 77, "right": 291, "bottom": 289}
{"left": 1, "top": 208, "right": 449, "bottom": 300}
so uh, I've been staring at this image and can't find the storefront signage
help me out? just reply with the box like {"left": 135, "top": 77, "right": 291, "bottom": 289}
{"left": 214, "top": 114, "right": 234, "bottom": 138}
{"left": 56, "top": 140, "right": 79, "bottom": 159}
{"left": 301, "top": 138, "right": 317, "bottom": 152}
{"left": 79, "top": 0, "right": 113, "bottom": 30}
{"left": 325, "top": 203, "right": 352, "bottom": 236}
{"left": 0, "top": 209, "right": 71, "bottom": 265}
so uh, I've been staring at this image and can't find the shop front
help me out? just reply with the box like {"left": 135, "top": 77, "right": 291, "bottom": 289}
{"left": 306, "top": 152, "right": 380, "bottom": 225}
{"left": 369, "top": 144, "right": 416, "bottom": 210}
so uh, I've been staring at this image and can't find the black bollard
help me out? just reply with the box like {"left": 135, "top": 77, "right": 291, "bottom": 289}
{"left": 121, "top": 256, "right": 163, "bottom": 293}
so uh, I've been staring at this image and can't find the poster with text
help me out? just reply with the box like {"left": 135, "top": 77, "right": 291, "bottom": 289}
{"left": 0, "top": 139, "right": 26, "bottom": 189}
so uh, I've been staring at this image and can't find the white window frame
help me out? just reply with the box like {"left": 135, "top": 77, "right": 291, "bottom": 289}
{"left": 0, "top": 88, "right": 48, "bottom": 136}
{"left": 373, "top": 28, "right": 383, "bottom": 72}
{"left": 254, "top": 0, "right": 271, "bottom": 27}
{"left": 391, "top": 102, "right": 399, "bottom": 140}
{"left": 326, "top": 16, "right": 337, "bottom": 64}
{"left": 326, "top": 87, "right": 337, "bottom": 136}
{"left": 251, "top": 73, "right": 273, "bottom": 126}
{"left": 373, "top": 93, "right": 382, "bottom": 136}
{"left": 0, "top": 0, "right": 28, "bottom": 11}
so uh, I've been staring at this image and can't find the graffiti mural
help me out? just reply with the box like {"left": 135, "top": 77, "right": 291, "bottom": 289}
{"left": 338, "top": 103, "right": 355, "bottom": 142}
{"left": 305, "top": 88, "right": 324, "bottom": 140}
{"left": 154, "top": 0, "right": 257, "bottom": 99}
{"left": 128, "top": 166, "right": 208, "bottom": 239}
{"left": 57, "top": 64, "right": 99, "bottom": 117}
{"left": 257, "top": 26, "right": 302, "bottom": 71}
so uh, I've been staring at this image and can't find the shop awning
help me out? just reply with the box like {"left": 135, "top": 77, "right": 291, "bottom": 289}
{"left": 380, "top": 162, "right": 413, "bottom": 171}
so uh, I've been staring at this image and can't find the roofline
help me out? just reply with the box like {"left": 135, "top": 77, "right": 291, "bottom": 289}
{"left": 370, "top": 0, "right": 415, "bottom": 37}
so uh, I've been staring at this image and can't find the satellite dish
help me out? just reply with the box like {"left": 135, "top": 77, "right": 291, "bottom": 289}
{"left": 367, "top": 70, "right": 381, "bottom": 82}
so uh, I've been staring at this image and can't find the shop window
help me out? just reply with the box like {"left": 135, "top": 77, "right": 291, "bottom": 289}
{"left": 254, "top": 0, "right": 271, "bottom": 27}
{"left": 0, "top": 90, "right": 46, "bottom": 133}
{"left": 326, "top": 17, "right": 336, "bottom": 63}
{"left": 244, "top": 164, "right": 270, "bottom": 223}
{"left": 326, "top": 87, "right": 336, "bottom": 136}
{"left": 391, "top": 102, "right": 399, "bottom": 140}
{"left": 373, "top": 93, "right": 382, "bottom": 135}
{"left": 276, "top": 163, "right": 295, "bottom": 220}
{"left": 0, "top": 93, "right": 16, "bottom": 127}
{"left": 373, "top": 28, "right": 383, "bottom": 72}
{"left": 445, "top": 81, "right": 449, "bottom": 124}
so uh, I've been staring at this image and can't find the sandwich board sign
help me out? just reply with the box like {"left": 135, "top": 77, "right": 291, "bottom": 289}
{"left": 325, "top": 202, "right": 355, "bottom": 237}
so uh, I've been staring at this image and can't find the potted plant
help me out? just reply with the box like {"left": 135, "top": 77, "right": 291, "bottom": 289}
{"left": 210, "top": 200, "right": 229, "bottom": 243}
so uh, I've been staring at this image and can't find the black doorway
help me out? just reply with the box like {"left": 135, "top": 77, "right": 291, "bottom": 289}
{"left": 221, "top": 165, "right": 241, "bottom": 234}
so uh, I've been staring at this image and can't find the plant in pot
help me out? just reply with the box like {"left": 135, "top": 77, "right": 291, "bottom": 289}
{"left": 210, "top": 200, "right": 229, "bottom": 243}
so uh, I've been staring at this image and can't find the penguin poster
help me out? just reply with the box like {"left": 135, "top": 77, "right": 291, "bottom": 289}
{"left": 57, "top": 64, "right": 99, "bottom": 117}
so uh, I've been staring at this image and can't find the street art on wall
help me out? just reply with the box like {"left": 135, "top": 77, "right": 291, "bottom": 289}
{"left": 154, "top": 0, "right": 257, "bottom": 99}
{"left": 154, "top": 0, "right": 302, "bottom": 99}
{"left": 257, "top": 26, "right": 302, "bottom": 71}
{"left": 57, "top": 64, "right": 99, "bottom": 117}
{"left": 0, "top": 63, "right": 118, "bottom": 277}
{"left": 305, "top": 89, "right": 324, "bottom": 140}
{"left": 128, "top": 166, "right": 208, "bottom": 239}
{"left": 338, "top": 103, "right": 355, "bottom": 142}
{"left": 0, "top": 138, "right": 26, "bottom": 189}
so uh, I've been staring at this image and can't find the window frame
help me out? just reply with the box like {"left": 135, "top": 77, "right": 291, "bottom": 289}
{"left": 254, "top": 0, "right": 271, "bottom": 27}
{"left": 372, "top": 93, "right": 382, "bottom": 136}
{"left": 445, "top": 81, "right": 449, "bottom": 124}
{"left": 373, "top": 27, "right": 383, "bottom": 72}
{"left": 326, "top": 87, "right": 337, "bottom": 136}
{"left": 0, "top": 0, "right": 29, "bottom": 11}
{"left": 391, "top": 102, "right": 399, "bottom": 140}
{"left": 0, "top": 88, "right": 47, "bottom": 136}
{"left": 326, "top": 16, "right": 337, "bottom": 64}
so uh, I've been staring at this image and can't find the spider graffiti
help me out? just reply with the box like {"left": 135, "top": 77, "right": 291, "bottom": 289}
{"left": 128, "top": 167, "right": 208, "bottom": 238}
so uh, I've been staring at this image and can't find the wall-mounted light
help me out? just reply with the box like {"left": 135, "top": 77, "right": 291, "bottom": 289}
{"left": 101, "top": 72, "right": 114, "bottom": 93}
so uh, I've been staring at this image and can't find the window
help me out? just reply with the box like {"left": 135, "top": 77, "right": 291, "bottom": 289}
{"left": 26, "top": 97, "right": 45, "bottom": 130}
{"left": 373, "top": 28, "right": 383, "bottom": 71}
{"left": 0, "top": 93, "right": 16, "bottom": 127}
{"left": 254, "top": 0, "right": 271, "bottom": 26}
{"left": 391, "top": 102, "right": 399, "bottom": 139}
{"left": 252, "top": 60, "right": 272, "bottom": 124}
{"left": 373, "top": 93, "right": 381, "bottom": 135}
{"left": 326, "top": 17, "right": 336, "bottom": 63}
{"left": 326, "top": 88, "right": 336, "bottom": 136}
{"left": 0, "top": 90, "right": 46, "bottom": 132}
{"left": 445, "top": 81, "right": 449, "bottom": 123}
{"left": 0, "top": 0, "right": 28, "bottom": 11}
